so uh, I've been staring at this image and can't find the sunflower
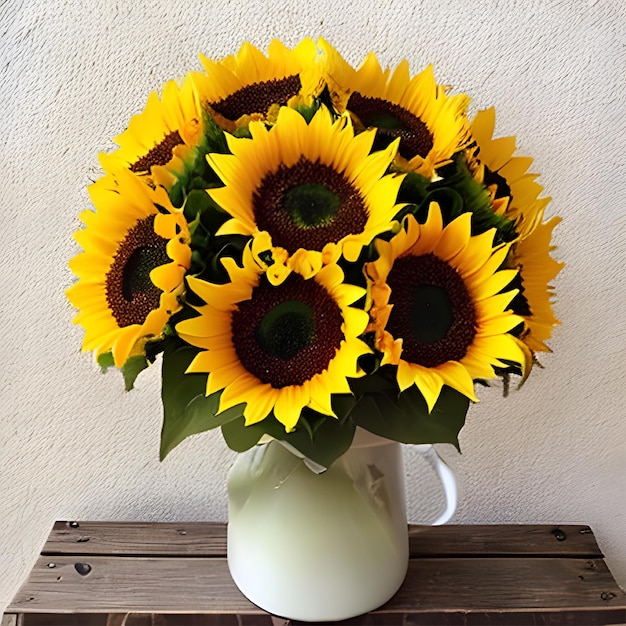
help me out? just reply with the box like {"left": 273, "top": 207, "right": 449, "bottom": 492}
{"left": 468, "top": 108, "right": 551, "bottom": 239}
{"left": 208, "top": 105, "right": 404, "bottom": 279}
{"left": 98, "top": 75, "right": 204, "bottom": 188}
{"left": 508, "top": 217, "right": 563, "bottom": 355}
{"left": 176, "top": 245, "right": 370, "bottom": 431}
{"left": 366, "top": 204, "right": 526, "bottom": 411}
{"left": 192, "top": 38, "right": 323, "bottom": 131}
{"left": 67, "top": 170, "right": 192, "bottom": 367}
{"left": 469, "top": 108, "right": 563, "bottom": 355}
{"left": 320, "top": 43, "right": 471, "bottom": 179}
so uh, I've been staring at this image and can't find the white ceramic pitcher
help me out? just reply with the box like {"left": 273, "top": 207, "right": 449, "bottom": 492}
{"left": 227, "top": 428, "right": 457, "bottom": 622}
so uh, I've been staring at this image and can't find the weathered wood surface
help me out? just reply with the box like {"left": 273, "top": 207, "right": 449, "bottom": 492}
{"left": 41, "top": 520, "right": 603, "bottom": 557}
{"left": 407, "top": 523, "right": 603, "bottom": 556}
{"left": 41, "top": 522, "right": 228, "bottom": 557}
{"left": 5, "top": 522, "right": 626, "bottom": 626}
{"left": 7, "top": 555, "right": 624, "bottom": 612}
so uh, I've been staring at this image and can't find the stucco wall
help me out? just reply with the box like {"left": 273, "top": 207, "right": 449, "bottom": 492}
{"left": 1, "top": 0, "right": 625, "bottom": 609}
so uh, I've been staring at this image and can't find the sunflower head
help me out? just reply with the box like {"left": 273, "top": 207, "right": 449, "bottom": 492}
{"left": 175, "top": 244, "right": 371, "bottom": 432}
{"left": 67, "top": 170, "right": 191, "bottom": 368}
{"left": 192, "top": 39, "right": 324, "bottom": 132}
{"left": 507, "top": 217, "right": 564, "bottom": 356}
{"left": 99, "top": 75, "right": 208, "bottom": 191}
{"left": 207, "top": 105, "right": 405, "bottom": 279}
{"left": 319, "top": 43, "right": 471, "bottom": 179}
{"left": 366, "top": 203, "right": 526, "bottom": 411}
{"left": 468, "top": 108, "right": 563, "bottom": 361}
{"left": 468, "top": 108, "right": 551, "bottom": 238}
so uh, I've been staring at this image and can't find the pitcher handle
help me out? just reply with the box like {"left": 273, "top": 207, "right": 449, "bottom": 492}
{"left": 423, "top": 445, "right": 458, "bottom": 525}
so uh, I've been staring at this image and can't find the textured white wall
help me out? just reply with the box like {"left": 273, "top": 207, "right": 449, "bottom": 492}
{"left": 1, "top": 0, "right": 625, "bottom": 610}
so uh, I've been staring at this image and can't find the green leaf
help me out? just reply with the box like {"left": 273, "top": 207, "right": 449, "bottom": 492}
{"left": 202, "top": 111, "right": 229, "bottom": 154}
{"left": 429, "top": 153, "right": 517, "bottom": 244}
{"left": 349, "top": 366, "right": 399, "bottom": 396}
{"left": 97, "top": 351, "right": 114, "bottom": 373}
{"left": 183, "top": 189, "right": 212, "bottom": 225}
{"left": 331, "top": 394, "right": 357, "bottom": 422}
{"left": 96, "top": 351, "right": 148, "bottom": 390}
{"left": 121, "top": 355, "right": 149, "bottom": 391}
{"left": 179, "top": 185, "right": 250, "bottom": 285}
{"left": 351, "top": 384, "right": 469, "bottom": 450}
{"left": 184, "top": 189, "right": 232, "bottom": 235}
{"left": 165, "top": 113, "right": 228, "bottom": 208}
{"left": 397, "top": 170, "right": 430, "bottom": 206}
{"left": 221, "top": 417, "right": 266, "bottom": 453}
{"left": 295, "top": 101, "right": 321, "bottom": 123}
{"left": 144, "top": 336, "right": 168, "bottom": 363}
{"left": 160, "top": 339, "right": 245, "bottom": 460}
{"left": 277, "top": 416, "right": 356, "bottom": 469}
{"left": 221, "top": 410, "right": 356, "bottom": 470}
{"left": 418, "top": 187, "right": 464, "bottom": 221}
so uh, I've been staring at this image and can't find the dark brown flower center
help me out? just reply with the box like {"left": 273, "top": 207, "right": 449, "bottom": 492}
{"left": 385, "top": 253, "right": 476, "bottom": 367}
{"left": 105, "top": 215, "right": 170, "bottom": 328}
{"left": 231, "top": 273, "right": 344, "bottom": 388}
{"left": 130, "top": 131, "right": 184, "bottom": 173}
{"left": 347, "top": 92, "right": 433, "bottom": 161}
{"left": 210, "top": 75, "right": 302, "bottom": 121}
{"left": 253, "top": 157, "right": 368, "bottom": 254}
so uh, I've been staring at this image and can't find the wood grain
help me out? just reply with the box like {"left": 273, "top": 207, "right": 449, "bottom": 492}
{"left": 407, "top": 523, "right": 602, "bottom": 557}
{"left": 16, "top": 616, "right": 282, "bottom": 626}
{"left": 42, "top": 522, "right": 227, "bottom": 557}
{"left": 42, "top": 522, "right": 602, "bottom": 558}
{"left": 8, "top": 555, "right": 624, "bottom": 614}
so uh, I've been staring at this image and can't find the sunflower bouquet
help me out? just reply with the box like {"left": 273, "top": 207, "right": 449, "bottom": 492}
{"left": 67, "top": 39, "right": 562, "bottom": 468}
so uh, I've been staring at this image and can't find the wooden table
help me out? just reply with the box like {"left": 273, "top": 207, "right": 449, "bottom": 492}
{"left": 3, "top": 522, "right": 625, "bottom": 625}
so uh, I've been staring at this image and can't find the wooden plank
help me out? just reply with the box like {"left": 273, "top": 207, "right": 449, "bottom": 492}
{"left": 8, "top": 557, "right": 254, "bottom": 614}
{"left": 42, "top": 522, "right": 227, "bottom": 557}
{"left": 408, "top": 524, "right": 603, "bottom": 557}
{"left": 16, "top": 615, "right": 283, "bottom": 625}
{"left": 43, "top": 522, "right": 603, "bottom": 558}
{"left": 13, "top": 612, "right": 626, "bottom": 626}
{"left": 7, "top": 555, "right": 625, "bottom": 615}
{"left": 393, "top": 556, "right": 625, "bottom": 613}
